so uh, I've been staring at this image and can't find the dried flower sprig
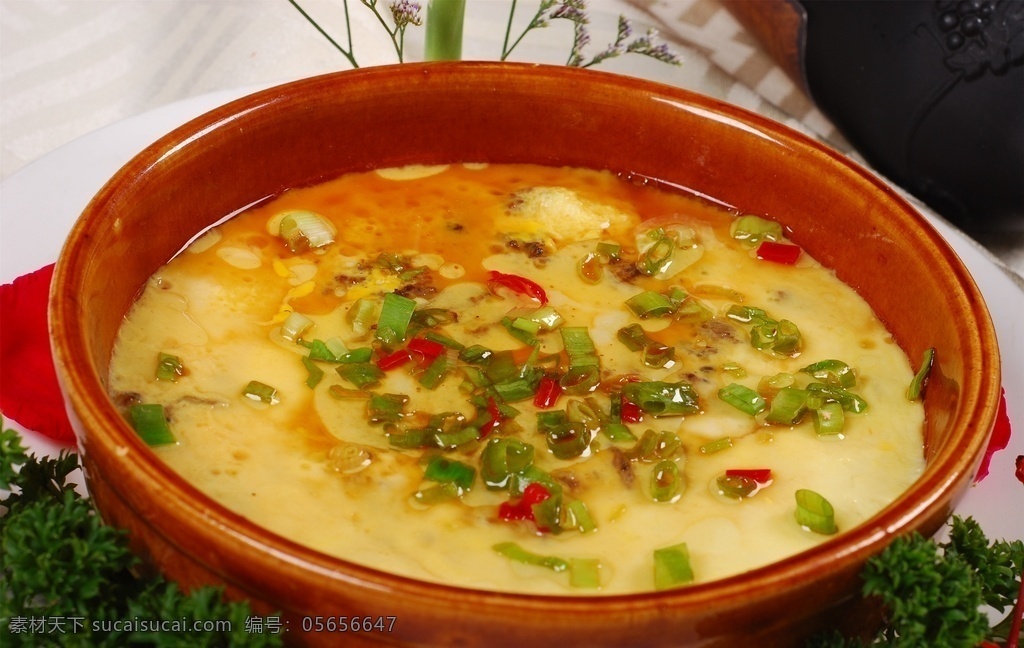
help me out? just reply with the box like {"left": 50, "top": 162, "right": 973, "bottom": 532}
{"left": 502, "top": 0, "right": 681, "bottom": 69}
{"left": 366, "top": 0, "right": 423, "bottom": 62}
{"left": 287, "top": 0, "right": 423, "bottom": 67}
{"left": 288, "top": 0, "right": 680, "bottom": 69}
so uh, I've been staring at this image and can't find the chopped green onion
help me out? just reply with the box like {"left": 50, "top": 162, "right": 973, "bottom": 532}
{"left": 421, "top": 330, "right": 465, "bottom": 350}
{"left": 129, "top": 403, "right": 176, "bottom": 446}
{"left": 907, "top": 347, "right": 935, "bottom": 401}
{"left": 432, "top": 424, "right": 478, "bottom": 450}
{"left": 278, "top": 210, "right": 336, "bottom": 252}
{"left": 413, "top": 481, "right": 461, "bottom": 505}
{"left": 639, "top": 229, "right": 675, "bottom": 276}
{"left": 726, "top": 304, "right": 770, "bottom": 325}
{"left": 493, "top": 377, "right": 536, "bottom": 402}
{"left": 794, "top": 488, "right": 838, "bottom": 534}
{"left": 324, "top": 337, "right": 348, "bottom": 358}
{"left": 714, "top": 474, "right": 757, "bottom": 499}
{"left": 560, "top": 327, "right": 599, "bottom": 366}
{"left": 301, "top": 356, "right": 324, "bottom": 388}
{"left": 346, "top": 298, "right": 376, "bottom": 338}
{"left": 801, "top": 359, "right": 857, "bottom": 389}
{"left": 566, "top": 499, "right": 597, "bottom": 533}
{"left": 765, "top": 387, "right": 808, "bottom": 425}
{"left": 650, "top": 460, "right": 682, "bottom": 502}
{"left": 337, "top": 347, "right": 373, "bottom": 363}
{"left": 493, "top": 542, "right": 568, "bottom": 573}
{"left": 242, "top": 380, "right": 279, "bottom": 405}
{"left": 328, "top": 385, "right": 371, "bottom": 400}
{"left": 303, "top": 339, "right": 339, "bottom": 362}
{"left": 481, "top": 437, "right": 535, "bottom": 490}
{"left": 653, "top": 543, "right": 694, "bottom": 590}
{"left": 625, "top": 291, "right": 676, "bottom": 318}
{"left": 423, "top": 456, "right": 475, "bottom": 493}
{"left": 281, "top": 311, "right": 315, "bottom": 342}
{"left": 155, "top": 352, "right": 184, "bottom": 382}
{"left": 700, "top": 437, "right": 733, "bottom": 454}
{"left": 559, "top": 365, "right": 601, "bottom": 395}
{"left": 617, "top": 324, "right": 675, "bottom": 369}
{"left": 459, "top": 344, "right": 493, "bottom": 365}
{"left": 367, "top": 393, "right": 408, "bottom": 425}
{"left": 807, "top": 382, "right": 868, "bottom": 414}
{"left": 621, "top": 381, "right": 699, "bottom": 417}
{"left": 524, "top": 305, "right": 564, "bottom": 330}
{"left": 717, "top": 383, "right": 767, "bottom": 416}
{"left": 569, "top": 558, "right": 602, "bottom": 589}
{"left": 758, "top": 372, "right": 796, "bottom": 398}
{"left": 335, "top": 362, "right": 383, "bottom": 389}
{"left": 812, "top": 400, "right": 845, "bottom": 436}
{"left": 543, "top": 419, "right": 593, "bottom": 460}
{"left": 577, "top": 251, "right": 603, "bottom": 284}
{"left": 376, "top": 292, "right": 417, "bottom": 346}
{"left": 730, "top": 214, "right": 783, "bottom": 246}
{"left": 672, "top": 295, "right": 713, "bottom": 323}
{"left": 387, "top": 427, "right": 435, "bottom": 449}
{"left": 418, "top": 353, "right": 450, "bottom": 390}
{"left": 596, "top": 241, "right": 621, "bottom": 259}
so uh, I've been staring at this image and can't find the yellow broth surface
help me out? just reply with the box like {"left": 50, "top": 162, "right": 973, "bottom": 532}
{"left": 108, "top": 163, "right": 925, "bottom": 594}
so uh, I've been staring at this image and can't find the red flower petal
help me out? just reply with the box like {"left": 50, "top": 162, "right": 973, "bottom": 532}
{"left": 0, "top": 264, "right": 75, "bottom": 444}
{"left": 974, "top": 388, "right": 1011, "bottom": 483}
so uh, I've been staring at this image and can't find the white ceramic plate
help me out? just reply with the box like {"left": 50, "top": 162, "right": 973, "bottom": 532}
{"left": 2, "top": 84, "right": 1021, "bottom": 543}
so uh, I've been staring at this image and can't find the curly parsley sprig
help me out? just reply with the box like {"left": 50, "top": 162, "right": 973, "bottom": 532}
{"left": 0, "top": 420, "right": 282, "bottom": 647}
{"left": 807, "top": 516, "right": 1023, "bottom": 648}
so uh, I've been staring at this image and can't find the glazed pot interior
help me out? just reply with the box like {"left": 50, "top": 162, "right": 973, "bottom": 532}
{"left": 50, "top": 62, "right": 1000, "bottom": 646}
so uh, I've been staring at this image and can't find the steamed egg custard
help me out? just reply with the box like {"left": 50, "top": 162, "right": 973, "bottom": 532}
{"left": 108, "top": 163, "right": 925, "bottom": 594}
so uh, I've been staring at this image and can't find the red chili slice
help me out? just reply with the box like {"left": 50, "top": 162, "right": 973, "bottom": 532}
{"left": 725, "top": 468, "right": 773, "bottom": 484}
{"left": 620, "top": 397, "right": 643, "bottom": 423}
{"left": 533, "top": 376, "right": 563, "bottom": 409}
{"left": 498, "top": 482, "right": 551, "bottom": 522}
{"left": 376, "top": 348, "right": 413, "bottom": 371}
{"left": 755, "top": 241, "right": 802, "bottom": 265}
{"left": 407, "top": 337, "right": 445, "bottom": 359}
{"left": 478, "top": 397, "right": 503, "bottom": 439}
{"left": 487, "top": 271, "right": 548, "bottom": 305}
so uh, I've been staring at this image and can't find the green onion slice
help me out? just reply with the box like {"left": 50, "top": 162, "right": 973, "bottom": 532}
{"left": 717, "top": 383, "right": 767, "bottom": 416}
{"left": 700, "top": 436, "right": 733, "bottom": 455}
{"left": 155, "top": 352, "right": 184, "bottom": 382}
{"left": 493, "top": 542, "right": 568, "bottom": 573}
{"left": 653, "top": 543, "right": 694, "bottom": 590}
{"left": 650, "top": 460, "right": 682, "bottom": 502}
{"left": 621, "top": 381, "right": 699, "bottom": 417}
{"left": 376, "top": 292, "right": 417, "bottom": 346}
{"left": 801, "top": 359, "right": 856, "bottom": 389}
{"left": 730, "top": 214, "right": 783, "bottom": 246}
{"left": 129, "top": 403, "right": 176, "bottom": 446}
{"left": 794, "top": 489, "right": 838, "bottom": 534}
{"left": 242, "top": 380, "right": 279, "bottom": 405}
{"left": 626, "top": 291, "right": 676, "bottom": 318}
{"left": 301, "top": 356, "right": 324, "bottom": 389}
{"left": 907, "top": 347, "right": 935, "bottom": 401}
{"left": 281, "top": 311, "right": 315, "bottom": 342}
{"left": 423, "top": 456, "right": 475, "bottom": 493}
{"left": 812, "top": 400, "right": 845, "bottom": 436}
{"left": 278, "top": 210, "right": 336, "bottom": 252}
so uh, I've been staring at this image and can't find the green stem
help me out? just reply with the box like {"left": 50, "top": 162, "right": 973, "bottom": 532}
{"left": 287, "top": 0, "right": 359, "bottom": 68}
{"left": 425, "top": 0, "right": 466, "bottom": 61}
